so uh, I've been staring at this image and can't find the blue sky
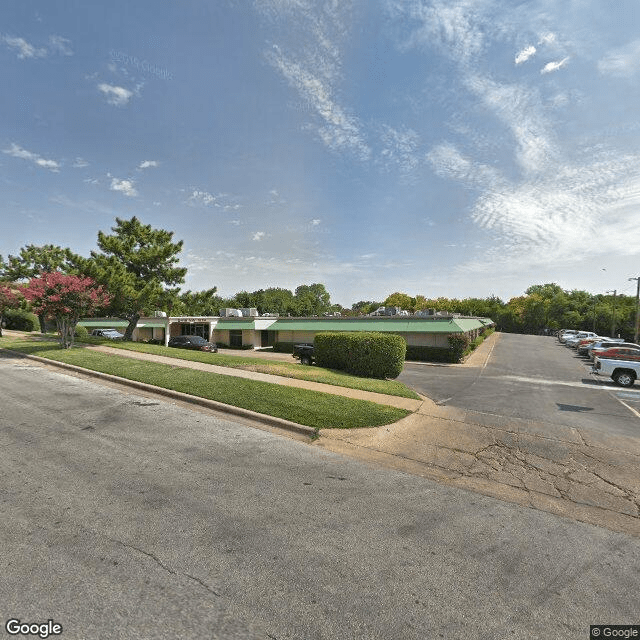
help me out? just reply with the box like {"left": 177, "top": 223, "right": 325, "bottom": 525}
{"left": 2, "top": 0, "right": 640, "bottom": 306}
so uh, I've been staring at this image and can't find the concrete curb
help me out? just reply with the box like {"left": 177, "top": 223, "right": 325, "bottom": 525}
{"left": 3, "top": 349, "right": 317, "bottom": 438}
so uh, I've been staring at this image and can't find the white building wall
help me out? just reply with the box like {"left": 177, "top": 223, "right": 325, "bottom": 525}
{"left": 403, "top": 332, "right": 451, "bottom": 348}
{"left": 215, "top": 329, "right": 230, "bottom": 346}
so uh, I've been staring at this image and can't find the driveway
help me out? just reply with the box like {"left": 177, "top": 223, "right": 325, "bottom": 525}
{"left": 320, "top": 333, "right": 640, "bottom": 537}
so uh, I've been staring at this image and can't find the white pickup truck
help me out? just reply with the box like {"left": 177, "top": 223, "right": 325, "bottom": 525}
{"left": 592, "top": 357, "right": 640, "bottom": 387}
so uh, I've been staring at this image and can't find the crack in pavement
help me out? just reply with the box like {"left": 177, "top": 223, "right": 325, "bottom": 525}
{"left": 322, "top": 425, "right": 640, "bottom": 526}
{"left": 117, "top": 540, "right": 223, "bottom": 597}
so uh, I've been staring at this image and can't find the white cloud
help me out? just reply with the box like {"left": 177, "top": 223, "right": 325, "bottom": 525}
{"left": 1, "top": 35, "right": 47, "bottom": 59}
{"left": 427, "top": 142, "right": 504, "bottom": 189}
{"left": 269, "top": 47, "right": 370, "bottom": 160}
{"left": 541, "top": 57, "right": 569, "bottom": 74}
{"left": 3, "top": 143, "right": 60, "bottom": 172}
{"left": 465, "top": 75, "right": 556, "bottom": 175}
{"left": 188, "top": 190, "right": 217, "bottom": 206}
{"left": 515, "top": 45, "right": 536, "bottom": 65}
{"left": 48, "top": 35, "right": 73, "bottom": 56}
{"left": 310, "top": 219, "right": 321, "bottom": 226}
{"left": 263, "top": 2, "right": 371, "bottom": 161}
{"left": 187, "top": 190, "right": 241, "bottom": 211}
{"left": 379, "top": 125, "right": 421, "bottom": 173}
{"left": 138, "top": 160, "right": 159, "bottom": 170}
{"left": 1, "top": 34, "right": 73, "bottom": 59}
{"left": 598, "top": 39, "right": 640, "bottom": 78}
{"left": 110, "top": 177, "right": 138, "bottom": 197}
{"left": 73, "top": 157, "right": 89, "bottom": 168}
{"left": 431, "top": 141, "right": 640, "bottom": 273}
{"left": 387, "top": 0, "right": 489, "bottom": 63}
{"left": 252, "top": 231, "right": 266, "bottom": 241}
{"left": 98, "top": 83, "right": 134, "bottom": 106}
{"left": 538, "top": 32, "right": 556, "bottom": 46}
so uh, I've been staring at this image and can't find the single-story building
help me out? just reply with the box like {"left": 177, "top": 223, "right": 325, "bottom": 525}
{"left": 79, "top": 315, "right": 494, "bottom": 358}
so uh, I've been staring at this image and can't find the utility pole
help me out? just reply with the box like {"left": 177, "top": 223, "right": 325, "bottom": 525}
{"left": 629, "top": 277, "right": 640, "bottom": 344}
{"left": 606, "top": 290, "right": 617, "bottom": 338}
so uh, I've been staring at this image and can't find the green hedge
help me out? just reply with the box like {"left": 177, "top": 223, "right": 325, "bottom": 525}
{"left": 3, "top": 309, "right": 40, "bottom": 332}
{"left": 314, "top": 332, "right": 406, "bottom": 379}
{"left": 74, "top": 324, "right": 89, "bottom": 338}
{"left": 273, "top": 341, "right": 295, "bottom": 353}
{"left": 405, "top": 345, "right": 455, "bottom": 363}
{"left": 216, "top": 343, "right": 254, "bottom": 350}
{"left": 448, "top": 334, "right": 470, "bottom": 363}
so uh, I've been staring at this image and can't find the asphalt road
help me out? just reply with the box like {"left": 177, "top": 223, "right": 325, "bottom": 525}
{"left": 400, "top": 333, "right": 640, "bottom": 439}
{"left": 1, "top": 352, "right": 639, "bottom": 639}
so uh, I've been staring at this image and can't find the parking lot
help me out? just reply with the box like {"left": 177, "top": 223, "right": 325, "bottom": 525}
{"left": 321, "top": 332, "right": 640, "bottom": 536}
{"left": 399, "top": 332, "right": 640, "bottom": 440}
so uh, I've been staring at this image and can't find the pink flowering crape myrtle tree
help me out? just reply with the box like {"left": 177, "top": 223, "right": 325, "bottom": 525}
{"left": 24, "top": 272, "right": 111, "bottom": 349}
{"left": 0, "top": 283, "right": 23, "bottom": 337}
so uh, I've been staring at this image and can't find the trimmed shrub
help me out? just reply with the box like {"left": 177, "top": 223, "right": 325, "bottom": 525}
{"left": 314, "top": 332, "right": 406, "bottom": 379}
{"left": 448, "top": 334, "right": 470, "bottom": 363}
{"left": 3, "top": 308, "right": 40, "bottom": 332}
{"left": 74, "top": 324, "right": 89, "bottom": 338}
{"left": 405, "top": 345, "right": 454, "bottom": 363}
{"left": 273, "top": 341, "right": 295, "bottom": 353}
{"left": 216, "top": 343, "right": 254, "bottom": 350}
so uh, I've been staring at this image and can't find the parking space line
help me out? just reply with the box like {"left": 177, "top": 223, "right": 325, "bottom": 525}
{"left": 615, "top": 398, "right": 640, "bottom": 419}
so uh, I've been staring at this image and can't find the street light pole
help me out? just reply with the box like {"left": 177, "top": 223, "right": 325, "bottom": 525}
{"left": 606, "top": 290, "right": 617, "bottom": 338}
{"left": 629, "top": 277, "right": 640, "bottom": 344}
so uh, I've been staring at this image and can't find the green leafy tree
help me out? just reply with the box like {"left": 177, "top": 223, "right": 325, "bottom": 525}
{"left": 383, "top": 292, "right": 414, "bottom": 311}
{"left": 294, "top": 283, "right": 331, "bottom": 316}
{"left": 83, "top": 217, "right": 187, "bottom": 340}
{"left": 234, "top": 290, "right": 258, "bottom": 309}
{"left": 349, "top": 301, "right": 381, "bottom": 316}
{"left": 23, "top": 272, "right": 110, "bottom": 348}
{"left": 175, "top": 287, "right": 222, "bottom": 316}
{"left": 2, "top": 244, "right": 78, "bottom": 281}
{"left": 0, "top": 283, "right": 23, "bottom": 336}
{"left": 258, "top": 288, "right": 297, "bottom": 315}
{"left": 1, "top": 244, "right": 80, "bottom": 332}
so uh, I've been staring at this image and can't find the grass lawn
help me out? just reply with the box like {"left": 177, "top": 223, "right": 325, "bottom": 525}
{"left": 0, "top": 337, "right": 411, "bottom": 430}
{"left": 72, "top": 336, "right": 420, "bottom": 399}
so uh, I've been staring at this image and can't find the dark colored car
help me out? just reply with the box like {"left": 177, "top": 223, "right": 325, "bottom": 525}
{"left": 292, "top": 343, "right": 314, "bottom": 365}
{"left": 168, "top": 335, "right": 218, "bottom": 352}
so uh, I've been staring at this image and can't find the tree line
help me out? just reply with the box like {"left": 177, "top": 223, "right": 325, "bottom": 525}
{"left": 1, "top": 218, "right": 637, "bottom": 343}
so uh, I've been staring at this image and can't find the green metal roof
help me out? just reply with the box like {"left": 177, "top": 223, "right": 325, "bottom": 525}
{"left": 213, "top": 321, "right": 256, "bottom": 330}
{"left": 78, "top": 320, "right": 128, "bottom": 327}
{"left": 79, "top": 319, "right": 167, "bottom": 328}
{"left": 267, "top": 317, "right": 491, "bottom": 333}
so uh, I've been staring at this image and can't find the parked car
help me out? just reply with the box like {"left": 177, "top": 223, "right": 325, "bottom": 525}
{"left": 586, "top": 339, "right": 626, "bottom": 359}
{"left": 558, "top": 329, "right": 579, "bottom": 344}
{"left": 565, "top": 332, "right": 599, "bottom": 348}
{"left": 576, "top": 337, "right": 606, "bottom": 356}
{"left": 168, "top": 335, "right": 218, "bottom": 352}
{"left": 591, "top": 343, "right": 640, "bottom": 360}
{"left": 593, "top": 347, "right": 640, "bottom": 362}
{"left": 593, "top": 357, "right": 640, "bottom": 387}
{"left": 292, "top": 343, "right": 314, "bottom": 365}
{"left": 91, "top": 328, "right": 124, "bottom": 339}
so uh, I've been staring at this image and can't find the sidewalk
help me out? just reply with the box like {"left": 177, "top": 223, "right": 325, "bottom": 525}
{"left": 82, "top": 343, "right": 423, "bottom": 411}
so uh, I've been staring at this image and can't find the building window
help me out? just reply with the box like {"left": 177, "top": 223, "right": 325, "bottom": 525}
{"left": 180, "top": 323, "right": 208, "bottom": 338}
{"left": 229, "top": 330, "right": 243, "bottom": 347}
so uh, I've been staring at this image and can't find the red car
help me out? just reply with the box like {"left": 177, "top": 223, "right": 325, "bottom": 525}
{"left": 595, "top": 347, "right": 640, "bottom": 362}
